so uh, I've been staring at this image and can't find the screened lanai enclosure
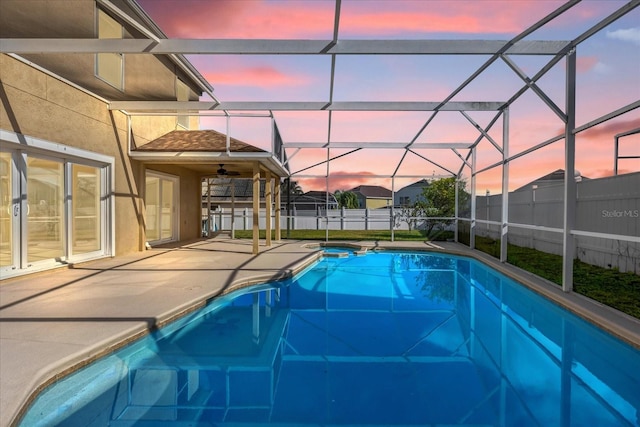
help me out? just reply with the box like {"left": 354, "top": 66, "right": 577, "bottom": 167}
{"left": 3, "top": 0, "right": 638, "bottom": 292}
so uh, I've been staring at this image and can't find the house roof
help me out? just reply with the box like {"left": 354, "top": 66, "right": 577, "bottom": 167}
{"left": 515, "top": 169, "right": 588, "bottom": 191}
{"left": 135, "top": 130, "right": 265, "bottom": 153}
{"left": 533, "top": 169, "right": 566, "bottom": 182}
{"left": 398, "top": 179, "right": 430, "bottom": 192}
{"left": 349, "top": 185, "right": 392, "bottom": 198}
{"left": 123, "top": 0, "right": 213, "bottom": 94}
{"left": 131, "top": 129, "right": 288, "bottom": 178}
{"left": 294, "top": 191, "right": 337, "bottom": 203}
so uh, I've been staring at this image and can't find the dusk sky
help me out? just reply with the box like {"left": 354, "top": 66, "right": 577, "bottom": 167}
{"left": 137, "top": 0, "right": 640, "bottom": 193}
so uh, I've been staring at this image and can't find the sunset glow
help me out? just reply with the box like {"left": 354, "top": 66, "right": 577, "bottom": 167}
{"left": 138, "top": 0, "right": 640, "bottom": 193}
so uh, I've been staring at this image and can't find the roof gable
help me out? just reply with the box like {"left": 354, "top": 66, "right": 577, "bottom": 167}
{"left": 135, "top": 130, "right": 265, "bottom": 153}
{"left": 398, "top": 179, "right": 430, "bottom": 192}
{"left": 349, "top": 185, "right": 392, "bottom": 198}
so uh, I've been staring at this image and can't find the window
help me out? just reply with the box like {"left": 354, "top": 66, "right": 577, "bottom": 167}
{"left": 176, "top": 79, "right": 191, "bottom": 129}
{"left": 96, "top": 9, "right": 124, "bottom": 90}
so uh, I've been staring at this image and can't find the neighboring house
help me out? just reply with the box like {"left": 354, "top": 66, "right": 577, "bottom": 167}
{"left": 349, "top": 185, "right": 393, "bottom": 209}
{"left": 289, "top": 191, "right": 339, "bottom": 211}
{"left": 201, "top": 178, "right": 336, "bottom": 213}
{"left": 0, "top": 0, "right": 287, "bottom": 277}
{"left": 395, "top": 179, "right": 430, "bottom": 206}
{"left": 514, "top": 169, "right": 587, "bottom": 192}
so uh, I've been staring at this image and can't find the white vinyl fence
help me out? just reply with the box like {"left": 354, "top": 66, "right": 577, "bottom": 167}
{"left": 475, "top": 172, "right": 639, "bottom": 273}
{"left": 205, "top": 172, "right": 639, "bottom": 273}
{"left": 206, "top": 207, "right": 400, "bottom": 233}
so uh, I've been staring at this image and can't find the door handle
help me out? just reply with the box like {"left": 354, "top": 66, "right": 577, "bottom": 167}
{"left": 13, "top": 204, "right": 19, "bottom": 217}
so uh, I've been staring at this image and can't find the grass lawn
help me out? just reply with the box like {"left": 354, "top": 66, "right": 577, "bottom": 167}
{"left": 475, "top": 236, "right": 640, "bottom": 319}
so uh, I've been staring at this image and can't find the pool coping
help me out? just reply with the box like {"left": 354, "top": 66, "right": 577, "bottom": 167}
{"left": 3, "top": 239, "right": 639, "bottom": 426}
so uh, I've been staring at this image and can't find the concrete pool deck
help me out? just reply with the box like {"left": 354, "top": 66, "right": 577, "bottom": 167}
{"left": 1, "top": 237, "right": 639, "bottom": 426}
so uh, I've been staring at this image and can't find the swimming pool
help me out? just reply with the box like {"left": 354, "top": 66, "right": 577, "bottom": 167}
{"left": 19, "top": 251, "right": 640, "bottom": 426}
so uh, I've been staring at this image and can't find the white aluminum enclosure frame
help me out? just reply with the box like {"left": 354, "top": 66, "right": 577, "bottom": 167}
{"left": 2, "top": 0, "right": 639, "bottom": 290}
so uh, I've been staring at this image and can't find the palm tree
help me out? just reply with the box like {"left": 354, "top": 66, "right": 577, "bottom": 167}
{"left": 281, "top": 178, "right": 304, "bottom": 196}
{"left": 334, "top": 190, "right": 359, "bottom": 209}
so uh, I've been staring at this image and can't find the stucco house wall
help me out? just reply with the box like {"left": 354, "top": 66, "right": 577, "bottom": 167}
{"left": 0, "top": 53, "right": 202, "bottom": 255}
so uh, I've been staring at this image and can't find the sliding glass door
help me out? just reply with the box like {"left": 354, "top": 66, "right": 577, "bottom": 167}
{"left": 0, "top": 146, "right": 109, "bottom": 276}
{"left": 0, "top": 151, "right": 16, "bottom": 270}
{"left": 27, "top": 156, "right": 65, "bottom": 263}
{"left": 72, "top": 164, "right": 102, "bottom": 256}
{"left": 145, "top": 172, "right": 179, "bottom": 245}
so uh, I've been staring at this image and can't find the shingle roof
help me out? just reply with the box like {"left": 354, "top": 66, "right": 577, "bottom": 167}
{"left": 398, "top": 179, "right": 430, "bottom": 191}
{"left": 533, "top": 169, "right": 566, "bottom": 182}
{"left": 293, "top": 191, "right": 338, "bottom": 203}
{"left": 515, "top": 169, "right": 589, "bottom": 191}
{"left": 349, "top": 185, "right": 392, "bottom": 198}
{"left": 135, "top": 130, "right": 265, "bottom": 153}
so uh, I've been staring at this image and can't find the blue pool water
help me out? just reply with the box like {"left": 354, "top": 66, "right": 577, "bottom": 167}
{"left": 20, "top": 251, "right": 640, "bottom": 426}
{"left": 322, "top": 247, "right": 354, "bottom": 253}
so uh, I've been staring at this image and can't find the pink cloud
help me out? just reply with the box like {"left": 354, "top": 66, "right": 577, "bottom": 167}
{"left": 203, "top": 66, "right": 311, "bottom": 87}
{"left": 577, "top": 56, "right": 598, "bottom": 73}
{"left": 137, "top": 0, "right": 334, "bottom": 39}
{"left": 579, "top": 118, "right": 640, "bottom": 140}
{"left": 589, "top": 168, "right": 635, "bottom": 178}
{"left": 138, "top": 0, "right": 570, "bottom": 39}
{"left": 343, "top": 12, "right": 491, "bottom": 35}
{"left": 298, "top": 171, "right": 390, "bottom": 193}
{"left": 340, "top": 1, "right": 566, "bottom": 36}
{"left": 543, "top": 118, "right": 640, "bottom": 145}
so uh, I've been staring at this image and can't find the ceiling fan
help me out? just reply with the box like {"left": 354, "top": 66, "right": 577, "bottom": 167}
{"left": 216, "top": 164, "right": 240, "bottom": 177}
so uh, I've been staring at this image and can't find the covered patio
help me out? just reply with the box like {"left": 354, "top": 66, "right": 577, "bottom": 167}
{"left": 132, "top": 129, "right": 289, "bottom": 254}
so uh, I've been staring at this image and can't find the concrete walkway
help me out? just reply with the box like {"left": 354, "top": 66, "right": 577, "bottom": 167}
{"left": 1, "top": 237, "right": 639, "bottom": 426}
{"left": 0, "top": 237, "right": 325, "bottom": 427}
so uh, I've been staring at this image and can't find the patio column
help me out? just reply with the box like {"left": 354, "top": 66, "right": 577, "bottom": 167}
{"left": 275, "top": 176, "right": 281, "bottom": 241}
{"left": 231, "top": 179, "right": 235, "bottom": 239}
{"left": 252, "top": 162, "right": 260, "bottom": 255}
{"left": 206, "top": 177, "right": 212, "bottom": 238}
{"left": 265, "top": 171, "right": 272, "bottom": 247}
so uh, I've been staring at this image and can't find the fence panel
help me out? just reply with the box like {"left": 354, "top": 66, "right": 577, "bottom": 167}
{"left": 205, "top": 173, "right": 638, "bottom": 272}
{"left": 475, "top": 172, "right": 639, "bottom": 272}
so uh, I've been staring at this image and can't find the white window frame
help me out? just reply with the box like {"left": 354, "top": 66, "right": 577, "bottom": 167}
{"left": 66, "top": 160, "right": 111, "bottom": 263}
{"left": 95, "top": 8, "right": 124, "bottom": 91}
{"left": 0, "top": 148, "right": 20, "bottom": 274}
